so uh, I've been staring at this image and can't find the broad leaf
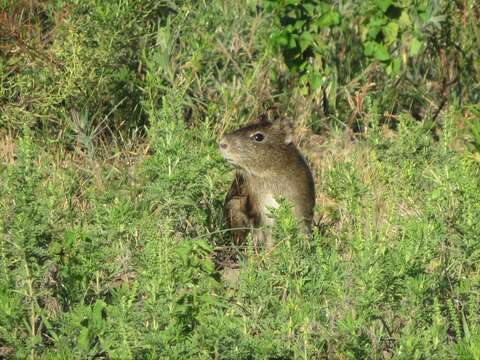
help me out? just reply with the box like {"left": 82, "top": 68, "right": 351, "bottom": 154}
{"left": 374, "top": 0, "right": 393, "bottom": 13}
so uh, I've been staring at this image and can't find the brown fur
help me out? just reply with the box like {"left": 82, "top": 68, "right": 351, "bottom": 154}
{"left": 219, "top": 116, "right": 315, "bottom": 250}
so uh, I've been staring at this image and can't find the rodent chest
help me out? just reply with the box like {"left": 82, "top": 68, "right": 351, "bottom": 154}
{"left": 249, "top": 192, "right": 279, "bottom": 226}
{"left": 259, "top": 193, "right": 279, "bottom": 214}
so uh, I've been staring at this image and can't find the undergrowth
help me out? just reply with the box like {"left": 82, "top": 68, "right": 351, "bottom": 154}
{"left": 1, "top": 0, "right": 480, "bottom": 359}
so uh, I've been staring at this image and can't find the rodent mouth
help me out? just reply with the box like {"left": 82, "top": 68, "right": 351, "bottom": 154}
{"left": 223, "top": 157, "right": 236, "bottom": 164}
{"left": 220, "top": 150, "right": 235, "bottom": 164}
{"left": 222, "top": 155, "right": 240, "bottom": 167}
{"left": 219, "top": 147, "right": 239, "bottom": 166}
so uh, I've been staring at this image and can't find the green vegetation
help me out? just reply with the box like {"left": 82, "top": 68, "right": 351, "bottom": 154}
{"left": 1, "top": 0, "right": 479, "bottom": 358}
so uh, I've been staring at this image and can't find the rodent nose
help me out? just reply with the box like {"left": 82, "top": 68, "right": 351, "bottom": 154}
{"left": 219, "top": 140, "right": 228, "bottom": 149}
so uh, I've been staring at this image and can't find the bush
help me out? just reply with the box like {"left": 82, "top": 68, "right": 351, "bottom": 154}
{"left": 1, "top": 0, "right": 480, "bottom": 358}
{"left": 264, "top": 0, "right": 480, "bottom": 130}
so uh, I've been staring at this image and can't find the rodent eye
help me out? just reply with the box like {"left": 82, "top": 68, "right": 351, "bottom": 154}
{"left": 252, "top": 132, "right": 265, "bottom": 142}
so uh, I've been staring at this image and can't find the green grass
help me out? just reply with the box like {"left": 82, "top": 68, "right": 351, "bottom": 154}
{"left": 1, "top": 1, "right": 480, "bottom": 359}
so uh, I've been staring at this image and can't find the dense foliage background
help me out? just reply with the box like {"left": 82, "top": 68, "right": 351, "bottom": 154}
{"left": 1, "top": 0, "right": 479, "bottom": 358}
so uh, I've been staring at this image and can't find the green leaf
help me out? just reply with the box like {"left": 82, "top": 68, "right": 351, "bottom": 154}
{"left": 374, "top": 43, "right": 390, "bottom": 61}
{"left": 309, "top": 73, "right": 323, "bottom": 91}
{"left": 78, "top": 327, "right": 91, "bottom": 353}
{"left": 317, "top": 11, "right": 341, "bottom": 28}
{"left": 410, "top": 37, "right": 423, "bottom": 56}
{"left": 64, "top": 229, "right": 76, "bottom": 246}
{"left": 92, "top": 300, "right": 106, "bottom": 330}
{"left": 299, "top": 32, "right": 314, "bottom": 51}
{"left": 364, "top": 41, "right": 390, "bottom": 61}
{"left": 366, "top": 17, "right": 388, "bottom": 40}
{"left": 399, "top": 10, "right": 411, "bottom": 28}
{"left": 387, "top": 57, "right": 401, "bottom": 76}
{"left": 176, "top": 243, "right": 191, "bottom": 260}
{"left": 363, "top": 41, "right": 376, "bottom": 57}
{"left": 303, "top": 3, "right": 316, "bottom": 16}
{"left": 271, "top": 31, "right": 288, "bottom": 47}
{"left": 195, "top": 239, "right": 213, "bottom": 254}
{"left": 288, "top": 35, "right": 297, "bottom": 49}
{"left": 293, "top": 19, "right": 306, "bottom": 30}
{"left": 374, "top": 0, "right": 392, "bottom": 13}
{"left": 383, "top": 22, "right": 399, "bottom": 45}
{"left": 202, "top": 259, "right": 215, "bottom": 273}
{"left": 418, "top": 10, "right": 429, "bottom": 22}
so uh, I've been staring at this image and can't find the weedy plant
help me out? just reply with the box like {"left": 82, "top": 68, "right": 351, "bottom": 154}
{"left": 264, "top": 0, "right": 480, "bottom": 133}
{"left": 1, "top": 0, "right": 480, "bottom": 359}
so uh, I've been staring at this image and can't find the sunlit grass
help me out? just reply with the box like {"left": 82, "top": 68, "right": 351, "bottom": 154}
{"left": 1, "top": 0, "right": 479, "bottom": 358}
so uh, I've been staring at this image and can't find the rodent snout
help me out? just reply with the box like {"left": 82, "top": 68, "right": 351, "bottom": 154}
{"left": 219, "top": 135, "right": 229, "bottom": 150}
{"left": 219, "top": 136, "right": 235, "bottom": 164}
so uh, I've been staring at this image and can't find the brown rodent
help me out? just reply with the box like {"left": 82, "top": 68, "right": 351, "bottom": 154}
{"left": 219, "top": 116, "right": 315, "bottom": 250}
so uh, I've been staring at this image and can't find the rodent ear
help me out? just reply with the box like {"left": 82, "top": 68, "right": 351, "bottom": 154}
{"left": 253, "top": 113, "right": 270, "bottom": 124}
{"left": 272, "top": 120, "right": 294, "bottom": 144}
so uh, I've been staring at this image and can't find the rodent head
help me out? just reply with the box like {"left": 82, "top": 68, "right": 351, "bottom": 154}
{"left": 219, "top": 117, "right": 295, "bottom": 176}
